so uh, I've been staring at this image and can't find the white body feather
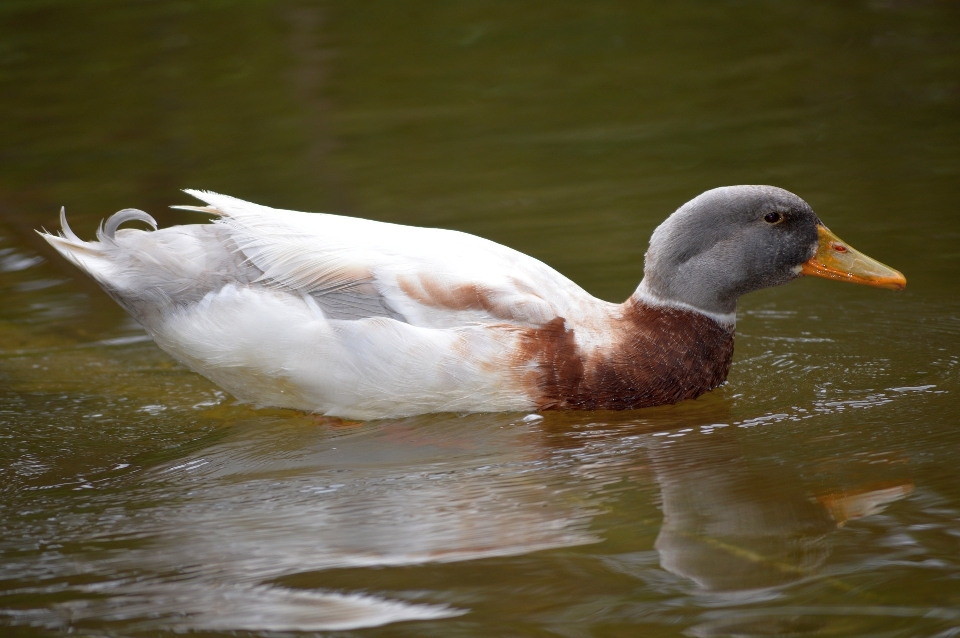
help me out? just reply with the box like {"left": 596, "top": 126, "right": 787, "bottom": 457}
{"left": 41, "top": 191, "right": 621, "bottom": 419}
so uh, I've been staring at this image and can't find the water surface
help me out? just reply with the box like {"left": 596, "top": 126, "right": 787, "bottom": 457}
{"left": 2, "top": 1, "right": 960, "bottom": 636}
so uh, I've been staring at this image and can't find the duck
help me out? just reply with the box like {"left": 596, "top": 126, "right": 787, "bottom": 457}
{"left": 40, "top": 186, "right": 906, "bottom": 420}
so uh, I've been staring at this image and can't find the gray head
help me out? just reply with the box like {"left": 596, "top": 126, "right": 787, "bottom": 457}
{"left": 639, "top": 186, "right": 821, "bottom": 316}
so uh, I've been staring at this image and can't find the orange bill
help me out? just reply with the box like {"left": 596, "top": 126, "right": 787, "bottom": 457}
{"left": 800, "top": 225, "right": 906, "bottom": 290}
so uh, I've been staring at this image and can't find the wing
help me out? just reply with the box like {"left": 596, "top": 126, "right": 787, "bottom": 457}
{"left": 179, "top": 190, "right": 598, "bottom": 328}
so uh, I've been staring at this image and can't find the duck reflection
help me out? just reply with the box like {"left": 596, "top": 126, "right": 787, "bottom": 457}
{"left": 639, "top": 423, "right": 913, "bottom": 637}
{"left": 43, "top": 410, "right": 912, "bottom": 632}
{"left": 652, "top": 428, "right": 832, "bottom": 591}
{"left": 48, "top": 413, "right": 603, "bottom": 632}
{"left": 540, "top": 408, "right": 913, "bottom": 593}
{"left": 644, "top": 426, "right": 912, "bottom": 592}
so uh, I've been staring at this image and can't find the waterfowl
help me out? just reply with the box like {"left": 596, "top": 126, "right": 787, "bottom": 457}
{"left": 40, "top": 186, "right": 905, "bottom": 419}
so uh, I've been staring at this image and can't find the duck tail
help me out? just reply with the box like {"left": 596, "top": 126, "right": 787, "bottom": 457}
{"left": 38, "top": 206, "right": 158, "bottom": 282}
{"left": 171, "top": 189, "right": 276, "bottom": 220}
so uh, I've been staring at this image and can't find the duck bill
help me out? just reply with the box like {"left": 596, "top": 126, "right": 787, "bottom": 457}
{"left": 800, "top": 225, "right": 906, "bottom": 290}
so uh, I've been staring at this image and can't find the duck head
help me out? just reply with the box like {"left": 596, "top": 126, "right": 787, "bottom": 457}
{"left": 638, "top": 185, "right": 906, "bottom": 318}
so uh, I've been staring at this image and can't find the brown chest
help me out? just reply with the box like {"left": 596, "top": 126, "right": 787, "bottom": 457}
{"left": 519, "top": 301, "right": 735, "bottom": 411}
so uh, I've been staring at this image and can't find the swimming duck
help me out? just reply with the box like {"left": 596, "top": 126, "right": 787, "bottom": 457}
{"left": 41, "top": 186, "right": 905, "bottom": 419}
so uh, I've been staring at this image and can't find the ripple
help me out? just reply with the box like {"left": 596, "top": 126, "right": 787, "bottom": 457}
{"left": 9, "top": 583, "right": 463, "bottom": 632}
{"left": 0, "top": 247, "right": 43, "bottom": 273}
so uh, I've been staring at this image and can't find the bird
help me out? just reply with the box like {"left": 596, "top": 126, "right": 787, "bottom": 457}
{"left": 40, "top": 186, "right": 906, "bottom": 420}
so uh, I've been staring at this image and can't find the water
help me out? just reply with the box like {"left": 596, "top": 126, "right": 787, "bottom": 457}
{"left": 2, "top": 1, "right": 959, "bottom": 636}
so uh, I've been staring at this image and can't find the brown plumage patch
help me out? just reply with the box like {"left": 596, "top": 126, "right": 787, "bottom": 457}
{"left": 518, "top": 299, "right": 735, "bottom": 411}
{"left": 398, "top": 274, "right": 497, "bottom": 312}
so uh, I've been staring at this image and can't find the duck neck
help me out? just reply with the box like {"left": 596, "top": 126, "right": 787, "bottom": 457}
{"left": 633, "top": 279, "right": 737, "bottom": 328}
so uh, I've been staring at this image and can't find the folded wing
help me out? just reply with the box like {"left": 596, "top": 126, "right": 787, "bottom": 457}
{"left": 181, "top": 190, "right": 594, "bottom": 329}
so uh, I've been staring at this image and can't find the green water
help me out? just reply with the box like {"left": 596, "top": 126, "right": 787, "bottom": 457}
{"left": 2, "top": 1, "right": 959, "bottom": 635}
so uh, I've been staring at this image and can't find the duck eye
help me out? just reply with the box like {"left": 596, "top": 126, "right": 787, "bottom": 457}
{"left": 764, "top": 212, "right": 783, "bottom": 224}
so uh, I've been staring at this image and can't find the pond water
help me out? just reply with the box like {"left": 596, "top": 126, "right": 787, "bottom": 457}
{"left": 2, "top": 1, "right": 960, "bottom": 636}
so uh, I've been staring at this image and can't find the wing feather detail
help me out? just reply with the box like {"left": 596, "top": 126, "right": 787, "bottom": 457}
{"left": 181, "top": 190, "right": 593, "bottom": 328}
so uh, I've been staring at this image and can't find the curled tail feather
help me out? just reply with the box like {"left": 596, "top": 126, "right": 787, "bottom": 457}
{"left": 42, "top": 206, "right": 158, "bottom": 245}
{"left": 39, "top": 206, "right": 158, "bottom": 276}
{"left": 99, "top": 208, "right": 158, "bottom": 243}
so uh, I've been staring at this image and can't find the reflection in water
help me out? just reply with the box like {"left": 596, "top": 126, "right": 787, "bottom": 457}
{"left": 7, "top": 411, "right": 916, "bottom": 633}
{"left": 19, "top": 414, "right": 603, "bottom": 631}
{"left": 650, "top": 429, "right": 834, "bottom": 592}
{"left": 57, "top": 586, "right": 459, "bottom": 633}
{"left": 648, "top": 428, "right": 912, "bottom": 593}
